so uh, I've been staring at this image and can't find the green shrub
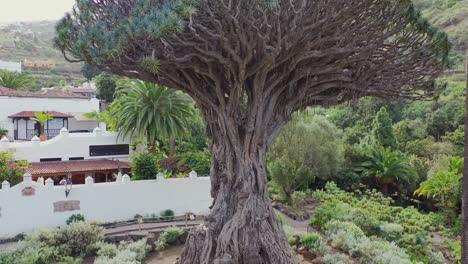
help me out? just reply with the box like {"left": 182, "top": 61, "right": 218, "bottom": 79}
{"left": 28, "top": 221, "right": 104, "bottom": 257}
{"left": 277, "top": 213, "right": 284, "bottom": 226}
{"left": 300, "top": 233, "right": 321, "bottom": 250}
{"left": 156, "top": 227, "right": 184, "bottom": 249}
{"left": 299, "top": 232, "right": 330, "bottom": 256}
{"left": 131, "top": 151, "right": 160, "bottom": 180}
{"left": 325, "top": 220, "right": 365, "bottom": 238}
{"left": 160, "top": 209, "right": 175, "bottom": 220}
{"left": 322, "top": 253, "right": 353, "bottom": 264}
{"left": 0, "top": 223, "right": 102, "bottom": 264}
{"left": 376, "top": 223, "right": 403, "bottom": 242}
{"left": 66, "top": 214, "right": 85, "bottom": 225}
{"left": 95, "top": 241, "right": 118, "bottom": 258}
{"left": 312, "top": 182, "right": 437, "bottom": 262}
{"left": 94, "top": 239, "right": 150, "bottom": 264}
{"left": 291, "top": 191, "right": 306, "bottom": 209}
{"left": 444, "top": 240, "right": 461, "bottom": 263}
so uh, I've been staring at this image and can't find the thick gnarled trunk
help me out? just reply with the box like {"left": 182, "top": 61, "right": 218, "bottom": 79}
{"left": 178, "top": 112, "right": 295, "bottom": 264}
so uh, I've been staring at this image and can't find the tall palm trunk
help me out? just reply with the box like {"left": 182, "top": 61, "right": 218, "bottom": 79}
{"left": 462, "top": 50, "right": 468, "bottom": 263}
{"left": 169, "top": 135, "right": 176, "bottom": 157}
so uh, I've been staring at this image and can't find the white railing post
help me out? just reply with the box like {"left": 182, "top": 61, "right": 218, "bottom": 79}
{"left": 157, "top": 172, "right": 165, "bottom": 181}
{"left": 93, "top": 127, "right": 103, "bottom": 137}
{"left": 122, "top": 174, "right": 131, "bottom": 184}
{"left": 60, "top": 127, "right": 69, "bottom": 138}
{"left": 85, "top": 176, "right": 94, "bottom": 185}
{"left": 0, "top": 137, "right": 10, "bottom": 150}
{"left": 1, "top": 180, "right": 10, "bottom": 190}
{"left": 189, "top": 170, "right": 198, "bottom": 179}
{"left": 37, "top": 177, "right": 44, "bottom": 185}
{"left": 23, "top": 172, "right": 32, "bottom": 183}
{"left": 31, "top": 136, "right": 40, "bottom": 147}
{"left": 45, "top": 178, "right": 54, "bottom": 189}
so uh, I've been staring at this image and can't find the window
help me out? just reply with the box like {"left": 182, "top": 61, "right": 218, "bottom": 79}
{"left": 40, "top": 158, "right": 62, "bottom": 162}
{"left": 89, "top": 144, "right": 130, "bottom": 157}
{"left": 69, "top": 157, "right": 84, "bottom": 161}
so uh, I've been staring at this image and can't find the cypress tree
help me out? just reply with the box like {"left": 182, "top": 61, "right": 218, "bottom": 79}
{"left": 372, "top": 107, "right": 398, "bottom": 150}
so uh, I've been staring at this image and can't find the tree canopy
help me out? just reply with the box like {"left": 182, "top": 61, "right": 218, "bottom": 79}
{"left": 54, "top": 0, "right": 450, "bottom": 263}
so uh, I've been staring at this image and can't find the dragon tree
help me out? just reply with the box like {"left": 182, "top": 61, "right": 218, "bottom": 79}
{"left": 55, "top": 0, "right": 449, "bottom": 263}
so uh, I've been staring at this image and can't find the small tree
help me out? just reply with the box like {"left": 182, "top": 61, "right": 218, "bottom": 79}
{"left": 268, "top": 113, "right": 344, "bottom": 201}
{"left": 362, "top": 146, "right": 416, "bottom": 196}
{"left": 30, "top": 112, "right": 53, "bottom": 140}
{"left": 95, "top": 72, "right": 117, "bottom": 103}
{"left": 415, "top": 169, "right": 462, "bottom": 225}
{"left": 131, "top": 151, "right": 161, "bottom": 180}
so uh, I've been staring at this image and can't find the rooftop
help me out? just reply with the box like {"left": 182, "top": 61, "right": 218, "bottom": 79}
{"left": 27, "top": 159, "right": 131, "bottom": 177}
{"left": 8, "top": 111, "right": 74, "bottom": 118}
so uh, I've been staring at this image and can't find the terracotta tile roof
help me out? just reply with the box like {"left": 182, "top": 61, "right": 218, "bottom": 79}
{"left": 28, "top": 159, "right": 131, "bottom": 176}
{"left": 0, "top": 87, "right": 90, "bottom": 99}
{"left": 8, "top": 111, "right": 74, "bottom": 118}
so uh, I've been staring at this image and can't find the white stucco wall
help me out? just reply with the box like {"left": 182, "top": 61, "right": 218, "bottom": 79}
{"left": 0, "top": 174, "right": 211, "bottom": 238}
{"left": 0, "top": 96, "right": 100, "bottom": 139}
{"left": 0, "top": 128, "right": 131, "bottom": 162}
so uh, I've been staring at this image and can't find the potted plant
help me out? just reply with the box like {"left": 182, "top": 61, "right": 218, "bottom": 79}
{"left": 30, "top": 112, "right": 53, "bottom": 141}
{"left": 0, "top": 128, "right": 8, "bottom": 139}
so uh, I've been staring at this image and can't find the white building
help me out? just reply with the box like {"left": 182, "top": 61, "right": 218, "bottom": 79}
{"left": 0, "top": 127, "right": 133, "bottom": 184}
{"left": 0, "top": 60, "right": 22, "bottom": 73}
{"left": 0, "top": 88, "right": 100, "bottom": 140}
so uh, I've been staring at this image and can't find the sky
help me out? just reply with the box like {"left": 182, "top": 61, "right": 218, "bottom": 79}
{"left": 0, "top": 0, "right": 75, "bottom": 23}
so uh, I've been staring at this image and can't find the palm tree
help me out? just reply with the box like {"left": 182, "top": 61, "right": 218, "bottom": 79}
{"left": 415, "top": 170, "right": 462, "bottom": 225}
{"left": 361, "top": 146, "right": 415, "bottom": 196}
{"left": 110, "top": 80, "right": 195, "bottom": 155}
{"left": 30, "top": 112, "right": 53, "bottom": 141}
{"left": 0, "top": 70, "right": 33, "bottom": 90}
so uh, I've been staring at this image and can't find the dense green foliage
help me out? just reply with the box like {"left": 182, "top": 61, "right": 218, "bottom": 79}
{"left": 268, "top": 112, "right": 344, "bottom": 200}
{"left": 371, "top": 107, "right": 398, "bottom": 150}
{"left": 81, "top": 62, "right": 102, "bottom": 80}
{"left": 0, "top": 222, "right": 104, "bottom": 263}
{"left": 95, "top": 73, "right": 117, "bottom": 103}
{"left": 0, "top": 70, "right": 34, "bottom": 89}
{"left": 109, "top": 80, "right": 195, "bottom": 153}
{"left": 156, "top": 227, "right": 185, "bottom": 250}
{"left": 66, "top": 214, "right": 85, "bottom": 225}
{"left": 130, "top": 151, "right": 161, "bottom": 180}
{"left": 312, "top": 182, "right": 445, "bottom": 263}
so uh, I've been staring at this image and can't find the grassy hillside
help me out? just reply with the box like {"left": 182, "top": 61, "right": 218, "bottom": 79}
{"left": 0, "top": 21, "right": 85, "bottom": 90}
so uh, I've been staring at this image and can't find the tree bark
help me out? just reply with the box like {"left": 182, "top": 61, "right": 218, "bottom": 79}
{"left": 178, "top": 112, "right": 296, "bottom": 264}
{"left": 461, "top": 49, "right": 468, "bottom": 263}
{"left": 169, "top": 135, "right": 176, "bottom": 157}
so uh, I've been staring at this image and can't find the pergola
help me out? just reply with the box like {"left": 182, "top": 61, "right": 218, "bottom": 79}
{"left": 8, "top": 111, "right": 73, "bottom": 140}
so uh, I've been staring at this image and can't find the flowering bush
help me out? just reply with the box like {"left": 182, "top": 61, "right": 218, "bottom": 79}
{"left": 0, "top": 151, "right": 29, "bottom": 187}
{"left": 159, "top": 151, "right": 211, "bottom": 176}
